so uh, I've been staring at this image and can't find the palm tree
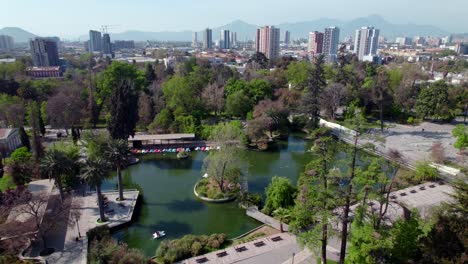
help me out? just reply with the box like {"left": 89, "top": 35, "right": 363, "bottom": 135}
{"left": 81, "top": 157, "right": 110, "bottom": 222}
{"left": 106, "top": 139, "right": 129, "bottom": 201}
{"left": 41, "top": 148, "right": 69, "bottom": 202}
{"left": 273, "top": 207, "right": 291, "bottom": 233}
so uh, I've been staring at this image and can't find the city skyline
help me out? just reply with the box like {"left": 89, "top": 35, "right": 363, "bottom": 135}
{"left": 1, "top": 0, "right": 467, "bottom": 38}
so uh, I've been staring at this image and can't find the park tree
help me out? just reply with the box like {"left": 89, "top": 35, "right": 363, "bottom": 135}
{"left": 81, "top": 157, "right": 110, "bottom": 222}
{"left": 18, "top": 126, "right": 30, "bottom": 151}
{"left": 41, "top": 143, "right": 80, "bottom": 202}
{"left": 452, "top": 124, "right": 467, "bottom": 152}
{"left": 105, "top": 139, "right": 129, "bottom": 201}
{"left": 300, "top": 55, "right": 326, "bottom": 129}
{"left": 46, "top": 89, "right": 85, "bottom": 134}
{"left": 416, "top": 80, "right": 450, "bottom": 120}
{"left": 201, "top": 83, "right": 225, "bottom": 115}
{"left": 251, "top": 99, "right": 289, "bottom": 138}
{"left": 107, "top": 79, "right": 139, "bottom": 140}
{"left": 6, "top": 147, "right": 32, "bottom": 185}
{"left": 346, "top": 207, "right": 393, "bottom": 264}
{"left": 290, "top": 136, "right": 338, "bottom": 264}
{"left": 246, "top": 79, "right": 273, "bottom": 104}
{"left": 431, "top": 142, "right": 446, "bottom": 164}
{"left": 137, "top": 92, "right": 155, "bottom": 129}
{"left": 149, "top": 109, "right": 174, "bottom": 133}
{"left": 249, "top": 52, "right": 268, "bottom": 69}
{"left": 28, "top": 102, "right": 44, "bottom": 162}
{"left": 338, "top": 109, "right": 371, "bottom": 264}
{"left": 203, "top": 123, "right": 245, "bottom": 193}
{"left": 225, "top": 90, "right": 252, "bottom": 119}
{"left": 285, "top": 60, "right": 312, "bottom": 90}
{"left": 97, "top": 61, "right": 144, "bottom": 105}
{"left": 320, "top": 82, "right": 346, "bottom": 120}
{"left": 372, "top": 67, "right": 392, "bottom": 131}
{"left": 144, "top": 63, "right": 156, "bottom": 84}
{"left": 263, "top": 176, "right": 296, "bottom": 215}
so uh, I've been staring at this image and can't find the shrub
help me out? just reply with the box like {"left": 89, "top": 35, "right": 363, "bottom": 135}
{"left": 87, "top": 225, "right": 111, "bottom": 242}
{"left": 155, "top": 234, "right": 227, "bottom": 264}
{"left": 407, "top": 117, "right": 414, "bottom": 124}
{"left": 415, "top": 161, "right": 439, "bottom": 181}
{"left": 263, "top": 176, "right": 296, "bottom": 215}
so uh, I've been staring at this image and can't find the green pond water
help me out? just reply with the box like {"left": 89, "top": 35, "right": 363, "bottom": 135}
{"left": 101, "top": 134, "right": 359, "bottom": 256}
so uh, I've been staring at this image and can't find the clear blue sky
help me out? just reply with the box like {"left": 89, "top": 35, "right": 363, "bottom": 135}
{"left": 2, "top": 0, "right": 467, "bottom": 38}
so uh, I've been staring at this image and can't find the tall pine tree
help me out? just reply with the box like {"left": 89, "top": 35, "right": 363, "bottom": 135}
{"left": 301, "top": 55, "right": 326, "bottom": 129}
{"left": 107, "top": 79, "right": 139, "bottom": 140}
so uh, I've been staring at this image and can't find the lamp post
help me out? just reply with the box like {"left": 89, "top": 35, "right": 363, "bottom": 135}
{"left": 291, "top": 252, "right": 295, "bottom": 264}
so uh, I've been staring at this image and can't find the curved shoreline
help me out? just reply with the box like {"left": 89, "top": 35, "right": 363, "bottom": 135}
{"left": 193, "top": 181, "right": 237, "bottom": 203}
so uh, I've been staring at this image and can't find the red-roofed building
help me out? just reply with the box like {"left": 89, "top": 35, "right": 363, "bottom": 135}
{"left": 26, "top": 66, "right": 63, "bottom": 78}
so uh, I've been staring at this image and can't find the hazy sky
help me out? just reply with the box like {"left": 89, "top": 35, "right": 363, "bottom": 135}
{"left": 2, "top": 0, "right": 467, "bottom": 38}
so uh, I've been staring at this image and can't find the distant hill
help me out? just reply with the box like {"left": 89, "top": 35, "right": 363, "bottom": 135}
{"left": 279, "top": 15, "right": 449, "bottom": 41}
{"left": 0, "top": 27, "right": 38, "bottom": 43}
{"left": 10, "top": 15, "right": 452, "bottom": 42}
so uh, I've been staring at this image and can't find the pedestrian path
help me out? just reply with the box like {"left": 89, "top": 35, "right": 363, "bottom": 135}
{"left": 179, "top": 233, "right": 297, "bottom": 264}
{"left": 246, "top": 206, "right": 288, "bottom": 231}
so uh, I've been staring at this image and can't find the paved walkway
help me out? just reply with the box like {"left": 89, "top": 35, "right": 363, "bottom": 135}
{"left": 246, "top": 207, "right": 288, "bottom": 232}
{"left": 45, "top": 189, "right": 139, "bottom": 264}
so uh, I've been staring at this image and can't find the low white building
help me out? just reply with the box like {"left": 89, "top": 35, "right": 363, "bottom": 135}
{"left": 0, "top": 128, "right": 22, "bottom": 157}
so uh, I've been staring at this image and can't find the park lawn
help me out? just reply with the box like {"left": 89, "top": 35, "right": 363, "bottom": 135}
{"left": 0, "top": 174, "right": 16, "bottom": 192}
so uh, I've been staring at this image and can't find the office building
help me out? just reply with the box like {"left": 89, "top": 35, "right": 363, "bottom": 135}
{"left": 192, "top": 32, "right": 198, "bottom": 48}
{"left": 203, "top": 28, "right": 213, "bottom": 49}
{"left": 102, "top": 33, "right": 112, "bottom": 55}
{"left": 354, "top": 26, "right": 379, "bottom": 60}
{"left": 89, "top": 30, "right": 102, "bottom": 52}
{"left": 255, "top": 26, "right": 280, "bottom": 59}
{"left": 29, "top": 38, "right": 60, "bottom": 67}
{"left": 220, "top": 30, "right": 230, "bottom": 49}
{"left": 0, "top": 35, "right": 14, "bottom": 50}
{"left": 323, "top": 26, "right": 340, "bottom": 63}
{"left": 395, "top": 37, "right": 411, "bottom": 46}
{"left": 114, "top": 40, "right": 135, "bottom": 49}
{"left": 308, "top": 31, "right": 324, "bottom": 54}
{"left": 284, "top": 30, "right": 291, "bottom": 44}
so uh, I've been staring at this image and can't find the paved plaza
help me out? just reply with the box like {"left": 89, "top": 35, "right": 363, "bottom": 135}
{"left": 44, "top": 189, "right": 139, "bottom": 264}
{"left": 361, "top": 121, "right": 465, "bottom": 168}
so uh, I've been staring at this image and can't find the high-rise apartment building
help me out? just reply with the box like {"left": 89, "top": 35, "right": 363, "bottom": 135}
{"left": 220, "top": 30, "right": 230, "bottom": 49}
{"left": 102, "top": 33, "right": 112, "bottom": 55}
{"left": 354, "top": 27, "right": 379, "bottom": 60}
{"left": 192, "top": 32, "right": 198, "bottom": 48}
{"left": 284, "top": 31, "right": 291, "bottom": 44}
{"left": 230, "top": 32, "right": 237, "bottom": 47}
{"left": 322, "top": 27, "right": 340, "bottom": 63}
{"left": 307, "top": 31, "right": 324, "bottom": 54}
{"left": 29, "top": 38, "right": 60, "bottom": 67}
{"left": 89, "top": 30, "right": 102, "bottom": 52}
{"left": 0, "top": 35, "right": 14, "bottom": 50}
{"left": 203, "top": 28, "right": 213, "bottom": 49}
{"left": 255, "top": 26, "right": 280, "bottom": 59}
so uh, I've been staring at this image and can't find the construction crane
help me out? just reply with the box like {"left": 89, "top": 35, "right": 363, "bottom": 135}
{"left": 101, "top": 25, "right": 120, "bottom": 34}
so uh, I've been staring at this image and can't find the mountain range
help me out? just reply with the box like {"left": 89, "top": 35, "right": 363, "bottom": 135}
{"left": 0, "top": 15, "right": 456, "bottom": 43}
